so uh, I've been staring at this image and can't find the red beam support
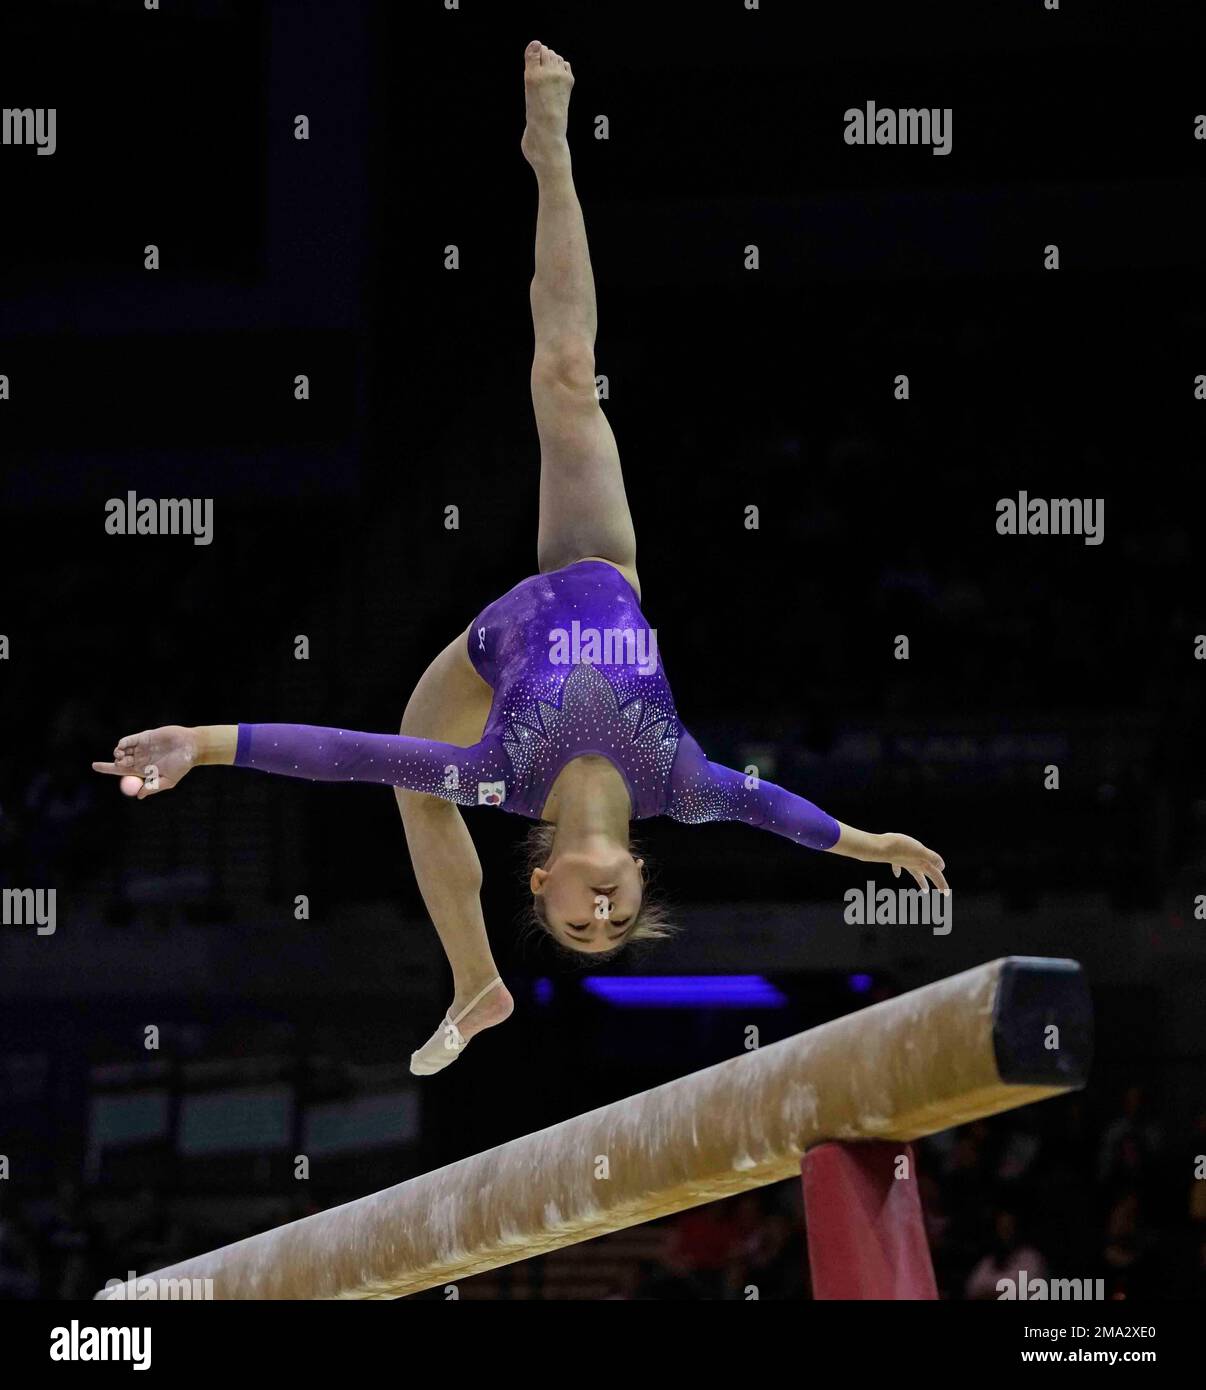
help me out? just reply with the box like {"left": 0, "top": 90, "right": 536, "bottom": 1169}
{"left": 801, "top": 1140, "right": 938, "bottom": 1299}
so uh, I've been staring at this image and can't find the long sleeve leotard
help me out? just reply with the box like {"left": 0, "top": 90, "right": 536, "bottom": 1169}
{"left": 234, "top": 560, "right": 839, "bottom": 851}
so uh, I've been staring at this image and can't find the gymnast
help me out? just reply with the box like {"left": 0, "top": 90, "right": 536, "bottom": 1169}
{"left": 92, "top": 42, "right": 947, "bottom": 1075}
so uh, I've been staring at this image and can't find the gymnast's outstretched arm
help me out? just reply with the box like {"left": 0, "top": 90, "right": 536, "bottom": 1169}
{"left": 666, "top": 732, "right": 949, "bottom": 894}
{"left": 91, "top": 722, "right": 507, "bottom": 805}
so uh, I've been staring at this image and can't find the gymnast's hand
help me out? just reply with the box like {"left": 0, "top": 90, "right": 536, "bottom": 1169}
{"left": 880, "top": 832, "right": 949, "bottom": 895}
{"left": 91, "top": 725, "right": 200, "bottom": 800}
{"left": 830, "top": 823, "right": 949, "bottom": 894}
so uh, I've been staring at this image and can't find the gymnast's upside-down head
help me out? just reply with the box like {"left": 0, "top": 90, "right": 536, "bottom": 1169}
{"left": 524, "top": 820, "right": 673, "bottom": 957}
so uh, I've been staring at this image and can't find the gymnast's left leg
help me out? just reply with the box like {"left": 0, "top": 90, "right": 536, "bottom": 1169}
{"left": 522, "top": 40, "right": 640, "bottom": 599}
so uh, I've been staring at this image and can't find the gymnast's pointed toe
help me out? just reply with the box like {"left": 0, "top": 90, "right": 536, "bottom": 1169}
{"left": 409, "top": 1018, "right": 470, "bottom": 1076}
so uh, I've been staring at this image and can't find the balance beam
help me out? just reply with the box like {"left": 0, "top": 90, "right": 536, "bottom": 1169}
{"left": 97, "top": 955, "right": 1091, "bottom": 1300}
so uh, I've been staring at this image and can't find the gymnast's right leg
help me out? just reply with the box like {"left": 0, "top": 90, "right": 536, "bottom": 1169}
{"left": 522, "top": 40, "right": 641, "bottom": 599}
{"left": 395, "top": 635, "right": 513, "bottom": 1069}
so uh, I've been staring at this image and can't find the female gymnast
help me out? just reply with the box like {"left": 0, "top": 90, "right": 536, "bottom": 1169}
{"left": 93, "top": 42, "right": 948, "bottom": 1075}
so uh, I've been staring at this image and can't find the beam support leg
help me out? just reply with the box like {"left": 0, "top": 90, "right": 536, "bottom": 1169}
{"left": 801, "top": 1140, "right": 938, "bottom": 1300}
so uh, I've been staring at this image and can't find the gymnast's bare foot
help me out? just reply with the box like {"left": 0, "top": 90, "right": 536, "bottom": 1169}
{"left": 521, "top": 40, "right": 573, "bottom": 174}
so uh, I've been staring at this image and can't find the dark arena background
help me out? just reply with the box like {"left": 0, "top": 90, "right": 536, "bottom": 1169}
{"left": 0, "top": 0, "right": 1203, "bottom": 1367}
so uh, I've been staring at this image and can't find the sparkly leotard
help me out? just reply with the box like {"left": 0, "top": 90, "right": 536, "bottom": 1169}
{"left": 234, "top": 560, "right": 839, "bottom": 850}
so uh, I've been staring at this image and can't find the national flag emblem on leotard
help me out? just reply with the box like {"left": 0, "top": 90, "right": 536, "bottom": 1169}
{"left": 477, "top": 780, "right": 505, "bottom": 806}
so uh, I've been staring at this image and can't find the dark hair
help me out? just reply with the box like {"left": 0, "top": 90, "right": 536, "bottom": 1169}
{"left": 521, "top": 820, "right": 675, "bottom": 960}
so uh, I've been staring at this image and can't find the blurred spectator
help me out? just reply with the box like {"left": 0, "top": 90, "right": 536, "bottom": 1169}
{"left": 117, "top": 1188, "right": 188, "bottom": 1278}
{"left": 0, "top": 1197, "right": 40, "bottom": 1299}
{"left": 37, "top": 1177, "right": 106, "bottom": 1301}
{"left": 735, "top": 1191, "right": 805, "bottom": 1300}
{"left": 1179, "top": 1111, "right": 1206, "bottom": 1226}
{"left": 635, "top": 1202, "right": 750, "bottom": 1299}
{"left": 1098, "top": 1189, "right": 1161, "bottom": 1298}
{"left": 20, "top": 700, "right": 104, "bottom": 884}
{"left": 964, "top": 1207, "right": 1049, "bottom": 1301}
{"left": 1098, "top": 1085, "right": 1162, "bottom": 1190}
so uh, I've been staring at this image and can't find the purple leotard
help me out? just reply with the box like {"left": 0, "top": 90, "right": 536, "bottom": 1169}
{"left": 234, "top": 560, "right": 840, "bottom": 850}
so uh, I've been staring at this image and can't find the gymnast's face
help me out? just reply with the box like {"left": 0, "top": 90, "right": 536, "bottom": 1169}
{"left": 531, "top": 845, "right": 645, "bottom": 952}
